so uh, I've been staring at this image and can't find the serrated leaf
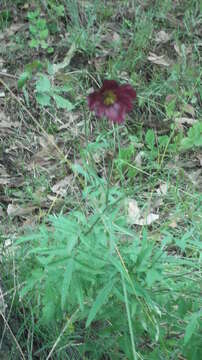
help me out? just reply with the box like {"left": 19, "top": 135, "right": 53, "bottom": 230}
{"left": 39, "top": 28, "right": 49, "bottom": 40}
{"left": 36, "top": 75, "right": 51, "bottom": 92}
{"left": 86, "top": 280, "right": 115, "bottom": 327}
{"left": 36, "top": 92, "right": 51, "bottom": 106}
{"left": 61, "top": 259, "right": 74, "bottom": 310}
{"left": 29, "top": 38, "right": 39, "bottom": 48}
{"left": 54, "top": 94, "right": 74, "bottom": 110}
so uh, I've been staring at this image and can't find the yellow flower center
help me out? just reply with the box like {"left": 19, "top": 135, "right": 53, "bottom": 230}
{"left": 103, "top": 90, "right": 117, "bottom": 106}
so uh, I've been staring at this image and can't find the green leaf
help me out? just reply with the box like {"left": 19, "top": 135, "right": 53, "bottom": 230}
{"left": 29, "top": 38, "right": 39, "bottom": 48}
{"left": 86, "top": 280, "right": 115, "bottom": 327}
{"left": 54, "top": 94, "right": 74, "bottom": 110}
{"left": 146, "top": 269, "right": 161, "bottom": 286}
{"left": 36, "top": 92, "right": 51, "bottom": 106}
{"left": 36, "top": 75, "right": 51, "bottom": 93}
{"left": 184, "top": 312, "right": 199, "bottom": 345}
{"left": 18, "top": 71, "right": 31, "bottom": 89}
{"left": 26, "top": 60, "right": 43, "bottom": 73}
{"left": 145, "top": 129, "right": 155, "bottom": 149}
{"left": 180, "top": 121, "right": 202, "bottom": 150}
{"left": 61, "top": 259, "right": 74, "bottom": 310}
{"left": 39, "top": 28, "right": 49, "bottom": 40}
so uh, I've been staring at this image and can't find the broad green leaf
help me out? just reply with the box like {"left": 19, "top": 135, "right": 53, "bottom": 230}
{"left": 36, "top": 75, "right": 51, "bottom": 93}
{"left": 29, "top": 38, "right": 39, "bottom": 48}
{"left": 54, "top": 94, "right": 74, "bottom": 110}
{"left": 36, "top": 92, "right": 51, "bottom": 106}
{"left": 61, "top": 259, "right": 74, "bottom": 310}
{"left": 26, "top": 60, "right": 43, "bottom": 73}
{"left": 145, "top": 129, "right": 155, "bottom": 149}
{"left": 39, "top": 28, "right": 49, "bottom": 40}
{"left": 86, "top": 280, "right": 115, "bottom": 327}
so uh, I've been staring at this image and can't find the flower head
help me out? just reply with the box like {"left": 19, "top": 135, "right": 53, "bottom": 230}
{"left": 87, "top": 79, "right": 136, "bottom": 124}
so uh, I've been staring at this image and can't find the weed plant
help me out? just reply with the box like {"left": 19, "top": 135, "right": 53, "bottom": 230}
{"left": 0, "top": 0, "right": 201, "bottom": 359}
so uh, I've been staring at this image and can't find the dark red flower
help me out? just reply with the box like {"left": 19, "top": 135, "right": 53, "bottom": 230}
{"left": 87, "top": 80, "right": 136, "bottom": 124}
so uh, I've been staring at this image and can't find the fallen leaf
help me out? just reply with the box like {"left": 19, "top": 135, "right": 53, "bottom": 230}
{"left": 155, "top": 30, "right": 171, "bottom": 43}
{"left": 0, "top": 57, "right": 4, "bottom": 67}
{"left": 0, "top": 206, "right": 4, "bottom": 217}
{"left": 112, "top": 32, "right": 120, "bottom": 42}
{"left": 197, "top": 153, "right": 202, "bottom": 167}
{"left": 127, "top": 199, "right": 159, "bottom": 226}
{"left": 183, "top": 104, "right": 195, "bottom": 117}
{"left": 174, "top": 117, "right": 197, "bottom": 126}
{"left": 165, "top": 94, "right": 176, "bottom": 103}
{"left": 185, "top": 169, "right": 202, "bottom": 187}
{"left": 0, "top": 23, "right": 24, "bottom": 41}
{"left": 148, "top": 52, "right": 172, "bottom": 66}
{"left": 28, "top": 135, "right": 60, "bottom": 170}
{"left": 53, "top": 42, "right": 76, "bottom": 74}
{"left": 51, "top": 175, "right": 73, "bottom": 196}
{"left": 174, "top": 43, "right": 192, "bottom": 56}
{"left": 0, "top": 282, "right": 6, "bottom": 315}
{"left": 0, "top": 111, "right": 20, "bottom": 132}
{"left": 157, "top": 183, "right": 168, "bottom": 195}
{"left": 7, "top": 204, "right": 37, "bottom": 217}
{"left": 134, "top": 151, "right": 144, "bottom": 167}
{"left": 169, "top": 220, "right": 178, "bottom": 228}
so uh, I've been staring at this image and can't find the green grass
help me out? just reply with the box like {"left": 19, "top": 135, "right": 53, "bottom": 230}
{"left": 0, "top": 0, "right": 201, "bottom": 359}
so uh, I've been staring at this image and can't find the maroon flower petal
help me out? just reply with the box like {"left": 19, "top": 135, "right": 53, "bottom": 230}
{"left": 87, "top": 79, "right": 136, "bottom": 124}
{"left": 95, "top": 103, "right": 105, "bottom": 118}
{"left": 101, "top": 80, "right": 119, "bottom": 92}
{"left": 119, "top": 84, "right": 136, "bottom": 99}
{"left": 87, "top": 91, "right": 101, "bottom": 110}
{"left": 105, "top": 103, "right": 126, "bottom": 124}
{"left": 116, "top": 95, "right": 133, "bottom": 112}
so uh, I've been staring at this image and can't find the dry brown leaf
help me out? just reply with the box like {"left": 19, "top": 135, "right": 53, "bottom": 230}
{"left": 0, "top": 281, "right": 6, "bottom": 315}
{"left": 28, "top": 135, "right": 60, "bottom": 170}
{"left": 7, "top": 204, "right": 37, "bottom": 217}
{"left": 183, "top": 104, "right": 195, "bottom": 117}
{"left": 0, "top": 206, "right": 4, "bottom": 217}
{"left": 0, "top": 23, "right": 24, "bottom": 41}
{"left": 174, "top": 117, "right": 197, "bottom": 126}
{"left": 197, "top": 153, "right": 202, "bottom": 167}
{"left": 155, "top": 30, "right": 171, "bottom": 43}
{"left": 112, "top": 32, "right": 120, "bottom": 42}
{"left": 156, "top": 183, "right": 168, "bottom": 196}
{"left": 52, "top": 42, "right": 76, "bottom": 74}
{"left": 165, "top": 94, "right": 176, "bottom": 103}
{"left": 0, "top": 111, "right": 20, "bottom": 131}
{"left": 0, "top": 57, "right": 4, "bottom": 67}
{"left": 51, "top": 175, "right": 73, "bottom": 196}
{"left": 174, "top": 43, "right": 192, "bottom": 56}
{"left": 134, "top": 151, "right": 144, "bottom": 167}
{"left": 148, "top": 52, "right": 172, "bottom": 66}
{"left": 127, "top": 199, "right": 159, "bottom": 226}
{"left": 169, "top": 220, "right": 178, "bottom": 228}
{"left": 185, "top": 169, "right": 202, "bottom": 187}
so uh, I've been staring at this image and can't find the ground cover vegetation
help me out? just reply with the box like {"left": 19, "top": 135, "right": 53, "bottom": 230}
{"left": 0, "top": 0, "right": 201, "bottom": 359}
